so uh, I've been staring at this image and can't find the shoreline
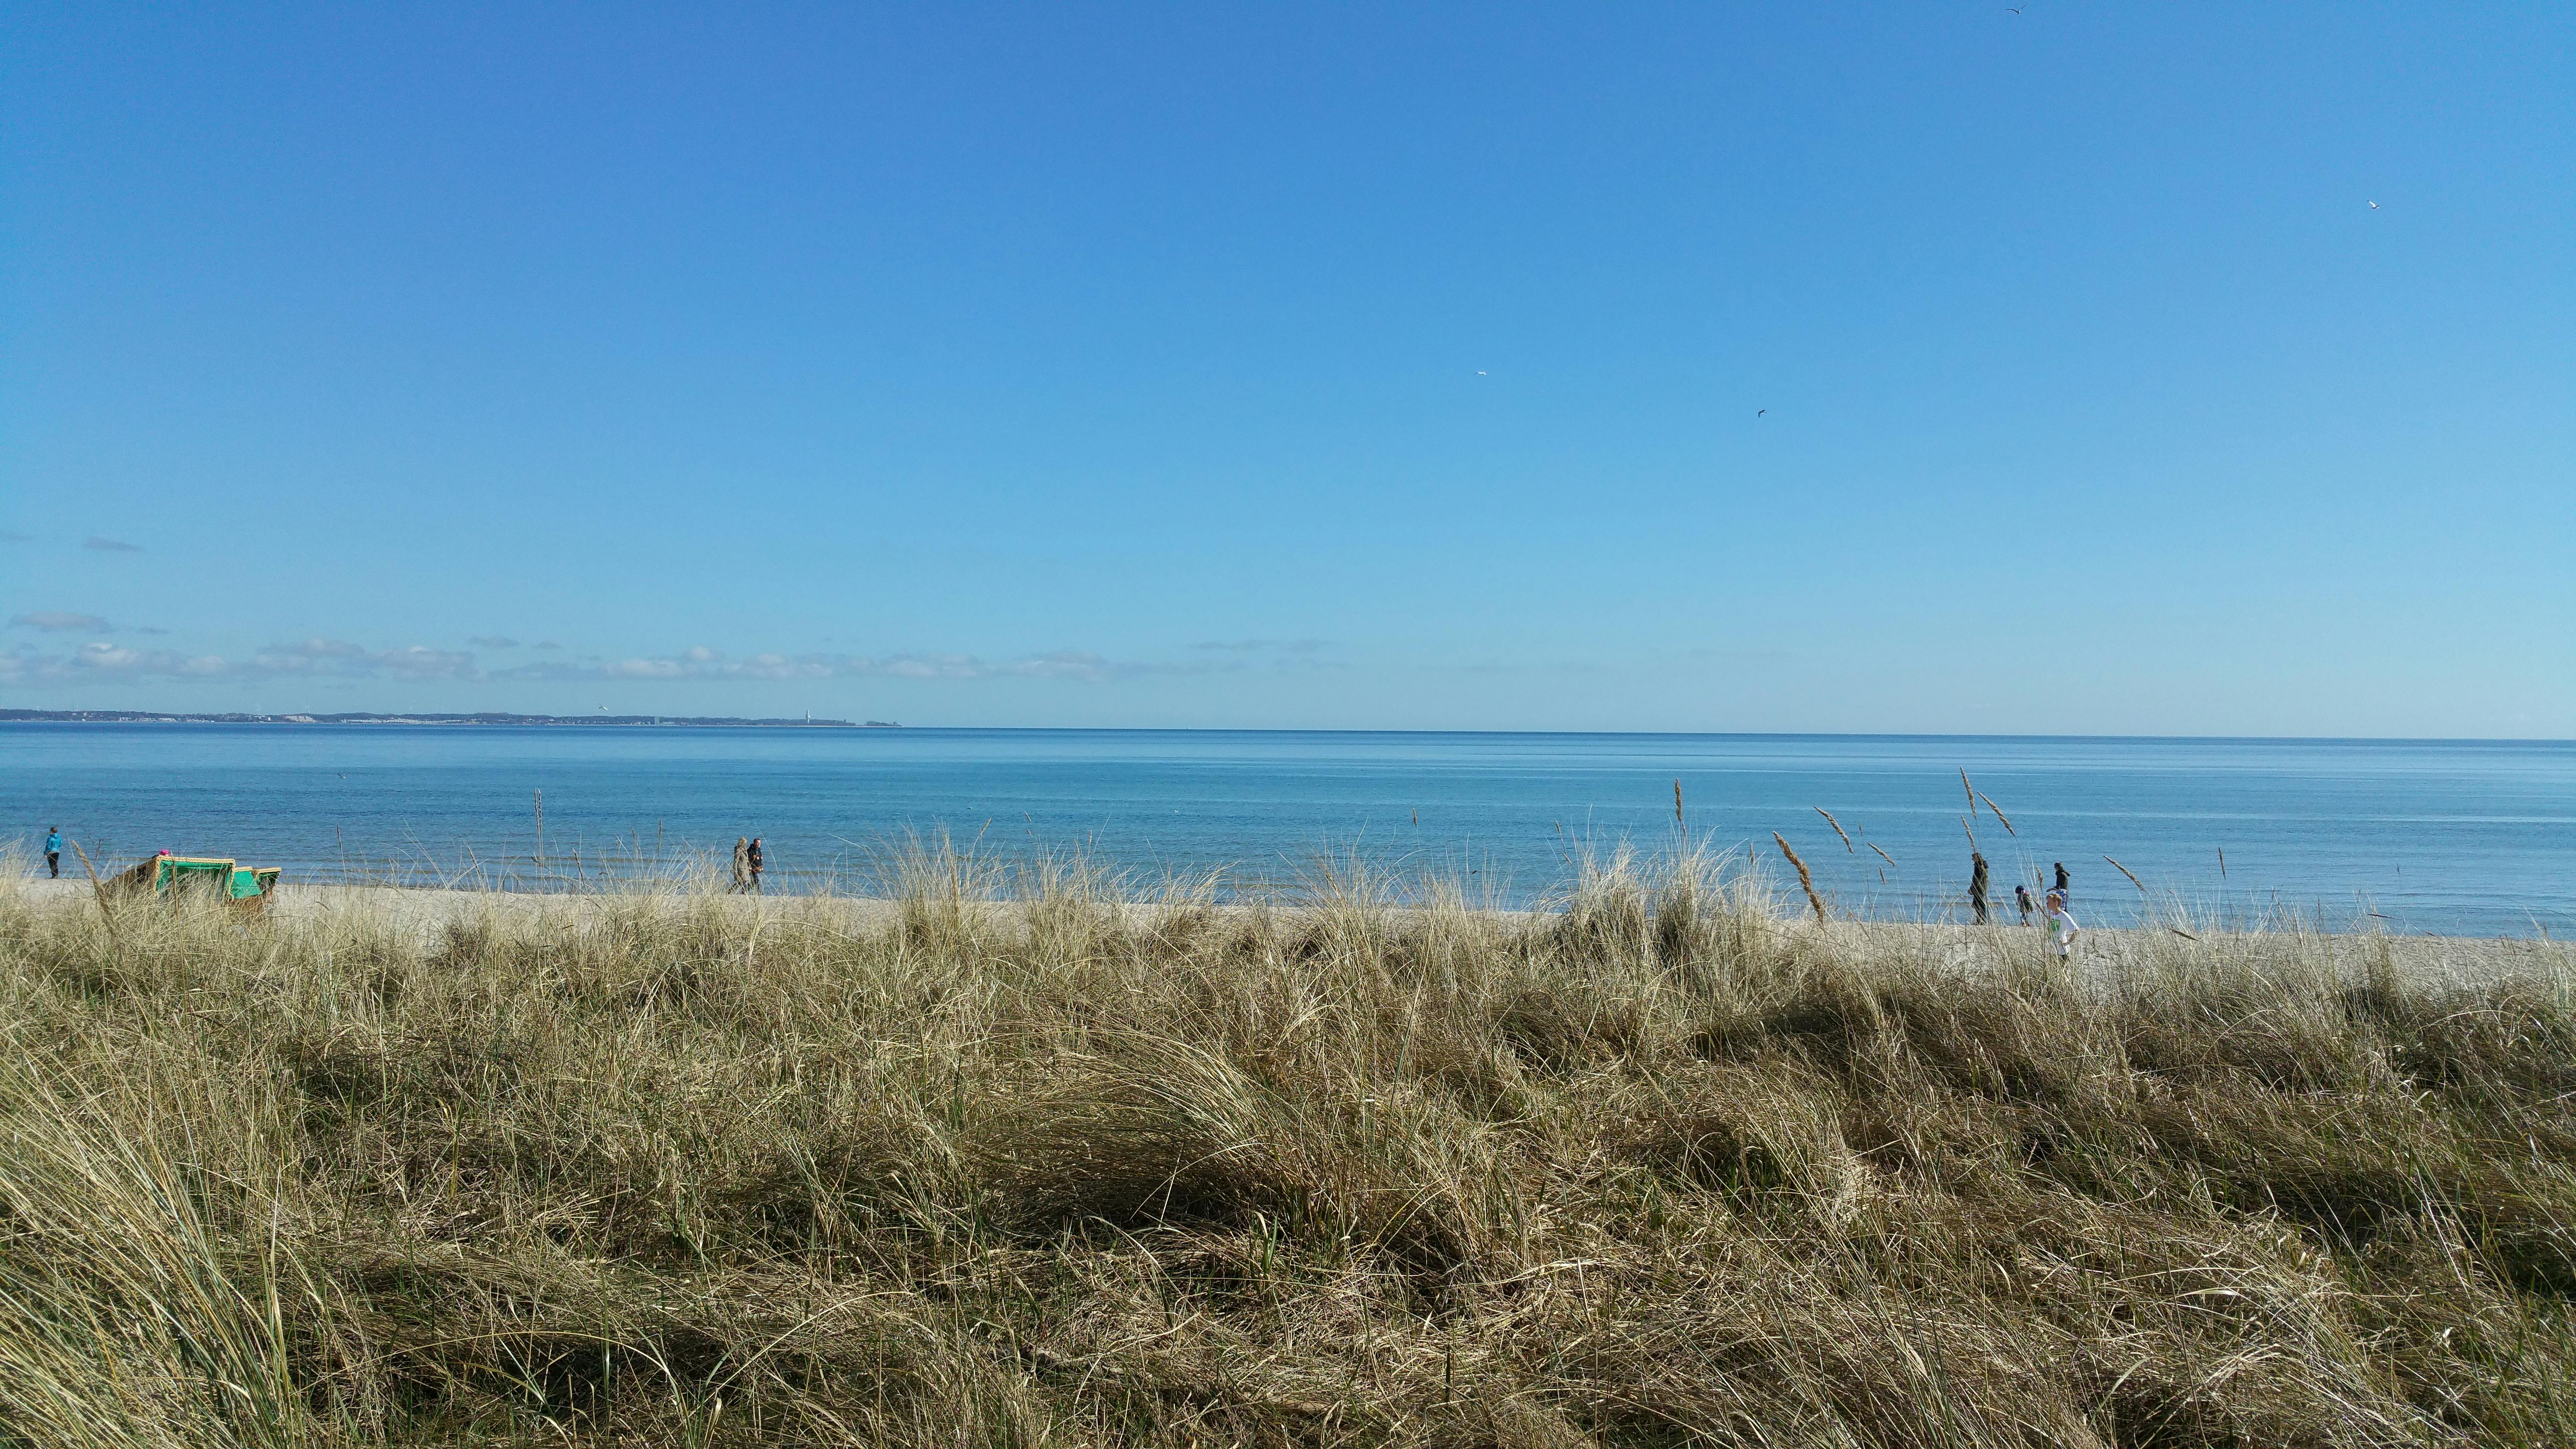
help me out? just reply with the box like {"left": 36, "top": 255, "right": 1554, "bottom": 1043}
{"left": 11, "top": 876, "right": 2561, "bottom": 984}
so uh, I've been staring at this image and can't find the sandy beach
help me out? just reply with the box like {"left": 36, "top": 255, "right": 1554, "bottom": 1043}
{"left": 14, "top": 873, "right": 2560, "bottom": 987}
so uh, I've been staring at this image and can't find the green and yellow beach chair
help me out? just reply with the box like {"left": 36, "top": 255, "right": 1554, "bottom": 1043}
{"left": 107, "top": 853, "right": 284, "bottom": 915}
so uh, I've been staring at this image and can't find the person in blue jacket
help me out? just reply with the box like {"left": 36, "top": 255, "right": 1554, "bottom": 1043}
{"left": 44, "top": 826, "right": 63, "bottom": 879}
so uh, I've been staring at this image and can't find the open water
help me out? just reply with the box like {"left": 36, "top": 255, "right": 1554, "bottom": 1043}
{"left": 4, "top": 725, "right": 2571, "bottom": 937}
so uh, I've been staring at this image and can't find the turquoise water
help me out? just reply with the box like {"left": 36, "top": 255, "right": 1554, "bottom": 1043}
{"left": 5, "top": 725, "right": 2571, "bottom": 937}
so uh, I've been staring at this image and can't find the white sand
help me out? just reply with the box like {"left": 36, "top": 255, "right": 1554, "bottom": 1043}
{"left": 11, "top": 874, "right": 2561, "bottom": 987}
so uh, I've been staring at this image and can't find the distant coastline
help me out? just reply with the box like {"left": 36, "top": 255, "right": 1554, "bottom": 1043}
{"left": 0, "top": 709, "right": 896, "bottom": 728}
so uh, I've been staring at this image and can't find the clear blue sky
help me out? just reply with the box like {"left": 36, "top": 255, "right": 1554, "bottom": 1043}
{"left": 4, "top": 3, "right": 2568, "bottom": 734}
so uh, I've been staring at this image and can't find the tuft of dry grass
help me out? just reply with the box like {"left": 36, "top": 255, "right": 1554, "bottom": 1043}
{"left": 1976, "top": 792, "right": 2016, "bottom": 836}
{"left": 3, "top": 847, "right": 2573, "bottom": 1448}
{"left": 2105, "top": 854, "right": 2147, "bottom": 895}
{"left": 1773, "top": 833, "right": 1828, "bottom": 923}
{"left": 1813, "top": 808, "right": 1854, "bottom": 854}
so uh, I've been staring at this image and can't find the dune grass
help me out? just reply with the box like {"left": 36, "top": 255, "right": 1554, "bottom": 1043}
{"left": 2, "top": 847, "right": 2573, "bottom": 1447}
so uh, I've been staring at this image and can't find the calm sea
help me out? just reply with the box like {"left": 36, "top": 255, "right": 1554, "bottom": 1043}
{"left": 4, "top": 725, "right": 2571, "bottom": 937}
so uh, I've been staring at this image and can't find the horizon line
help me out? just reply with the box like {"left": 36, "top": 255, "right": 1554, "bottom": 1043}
{"left": 1, "top": 713, "right": 2567, "bottom": 746}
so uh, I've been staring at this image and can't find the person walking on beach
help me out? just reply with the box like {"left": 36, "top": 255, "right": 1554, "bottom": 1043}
{"left": 747, "top": 837, "right": 765, "bottom": 893}
{"left": 44, "top": 826, "right": 62, "bottom": 879}
{"left": 730, "top": 836, "right": 750, "bottom": 893}
{"left": 2053, "top": 860, "right": 2070, "bottom": 904}
{"left": 2014, "top": 882, "right": 2033, "bottom": 925}
{"left": 1969, "top": 851, "right": 1990, "bottom": 924}
{"left": 2044, "top": 889, "right": 2078, "bottom": 960}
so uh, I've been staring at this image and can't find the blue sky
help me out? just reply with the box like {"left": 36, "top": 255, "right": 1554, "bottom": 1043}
{"left": 3, "top": 2, "right": 2568, "bottom": 734}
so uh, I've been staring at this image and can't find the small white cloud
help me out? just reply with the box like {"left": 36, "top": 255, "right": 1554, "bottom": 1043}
{"left": 72, "top": 642, "right": 228, "bottom": 676}
{"left": 487, "top": 644, "right": 1219, "bottom": 686}
{"left": 1007, "top": 650, "right": 1120, "bottom": 681}
{"left": 245, "top": 639, "right": 482, "bottom": 680}
{"left": 1191, "top": 638, "right": 1331, "bottom": 655}
{"left": 259, "top": 638, "right": 370, "bottom": 662}
{"left": 82, "top": 536, "right": 143, "bottom": 553}
{"left": 11, "top": 612, "right": 111, "bottom": 633}
{"left": 375, "top": 645, "right": 477, "bottom": 680}
{"left": 0, "top": 642, "right": 220, "bottom": 683}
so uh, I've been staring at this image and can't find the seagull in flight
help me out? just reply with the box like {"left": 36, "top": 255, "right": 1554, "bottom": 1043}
{"left": 1477, "top": 370, "right": 1488, "bottom": 375}
{"left": 1757, "top": 409, "right": 1767, "bottom": 417}
{"left": 2368, "top": 200, "right": 2380, "bottom": 209}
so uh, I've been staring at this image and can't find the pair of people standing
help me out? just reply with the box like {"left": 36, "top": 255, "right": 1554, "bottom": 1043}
{"left": 2010, "top": 862, "right": 2073, "bottom": 917}
{"left": 729, "top": 836, "right": 765, "bottom": 893}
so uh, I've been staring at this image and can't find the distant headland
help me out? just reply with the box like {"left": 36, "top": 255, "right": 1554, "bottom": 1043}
{"left": 0, "top": 709, "right": 896, "bottom": 727}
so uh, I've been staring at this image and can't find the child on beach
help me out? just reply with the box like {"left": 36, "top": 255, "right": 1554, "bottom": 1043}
{"left": 2014, "top": 883, "right": 2033, "bottom": 924}
{"left": 2043, "top": 889, "right": 2077, "bottom": 960}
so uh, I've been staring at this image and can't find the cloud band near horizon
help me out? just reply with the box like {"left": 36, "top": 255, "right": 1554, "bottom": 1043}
{"left": 0, "top": 639, "right": 1264, "bottom": 687}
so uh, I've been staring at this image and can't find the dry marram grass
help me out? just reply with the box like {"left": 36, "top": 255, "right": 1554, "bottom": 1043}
{"left": 3, "top": 847, "right": 2574, "bottom": 1448}
{"left": 1811, "top": 809, "right": 1854, "bottom": 855}
{"left": 1976, "top": 794, "right": 2016, "bottom": 836}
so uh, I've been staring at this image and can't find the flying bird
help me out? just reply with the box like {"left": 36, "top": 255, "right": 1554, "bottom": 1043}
{"left": 2006, "top": 6, "right": 2022, "bottom": 12}
{"left": 1477, "top": 370, "right": 1488, "bottom": 375}
{"left": 2368, "top": 200, "right": 2380, "bottom": 209}
{"left": 1757, "top": 409, "right": 1767, "bottom": 417}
